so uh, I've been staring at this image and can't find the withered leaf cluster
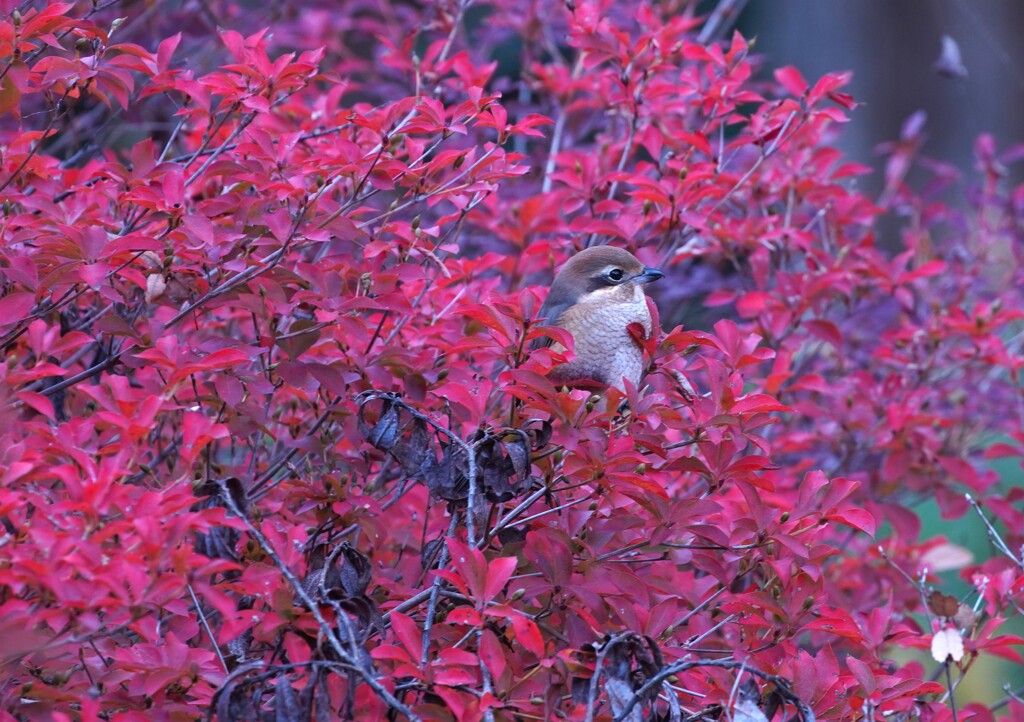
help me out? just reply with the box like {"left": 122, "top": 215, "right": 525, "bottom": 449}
{"left": 212, "top": 666, "right": 334, "bottom": 722}
{"left": 357, "top": 392, "right": 551, "bottom": 504}
{"left": 301, "top": 542, "right": 383, "bottom": 644}
{"left": 212, "top": 543, "right": 384, "bottom": 721}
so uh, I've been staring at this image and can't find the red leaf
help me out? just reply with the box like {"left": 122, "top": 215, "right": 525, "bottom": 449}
{"left": 447, "top": 538, "right": 488, "bottom": 604}
{"left": 389, "top": 612, "right": 422, "bottom": 663}
{"left": 484, "top": 556, "right": 517, "bottom": 603}
{"left": 730, "top": 394, "right": 793, "bottom": 414}
{"left": 478, "top": 628, "right": 507, "bottom": 681}
{"left": 0, "top": 292, "right": 36, "bottom": 326}
{"left": 826, "top": 507, "right": 877, "bottom": 536}
{"left": 446, "top": 607, "right": 482, "bottom": 626}
{"left": 167, "top": 348, "right": 251, "bottom": 385}
{"left": 774, "top": 66, "right": 808, "bottom": 97}
{"left": 510, "top": 614, "right": 544, "bottom": 657}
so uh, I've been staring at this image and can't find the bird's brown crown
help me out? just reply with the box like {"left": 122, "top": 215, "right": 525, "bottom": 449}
{"left": 543, "top": 246, "right": 660, "bottom": 313}
{"left": 554, "top": 246, "right": 646, "bottom": 291}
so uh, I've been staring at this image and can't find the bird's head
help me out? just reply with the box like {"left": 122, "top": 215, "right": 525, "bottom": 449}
{"left": 544, "top": 246, "right": 664, "bottom": 314}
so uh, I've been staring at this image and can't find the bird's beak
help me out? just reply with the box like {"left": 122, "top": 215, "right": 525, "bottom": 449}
{"left": 634, "top": 267, "right": 664, "bottom": 284}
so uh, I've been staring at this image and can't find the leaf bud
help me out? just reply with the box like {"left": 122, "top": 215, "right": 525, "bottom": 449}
{"left": 11, "top": 10, "right": 20, "bottom": 26}
{"left": 411, "top": 215, "right": 420, "bottom": 231}
{"left": 510, "top": 588, "right": 525, "bottom": 601}
{"left": 453, "top": 153, "right": 465, "bottom": 169}
{"left": 802, "top": 595, "right": 815, "bottom": 611}
{"left": 779, "top": 511, "right": 790, "bottom": 523}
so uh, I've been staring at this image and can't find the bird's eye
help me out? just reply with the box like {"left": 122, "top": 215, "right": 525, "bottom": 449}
{"left": 608, "top": 268, "right": 625, "bottom": 282}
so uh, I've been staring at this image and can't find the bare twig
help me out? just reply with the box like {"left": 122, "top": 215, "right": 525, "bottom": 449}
{"left": 188, "top": 584, "right": 228, "bottom": 673}
{"left": 966, "top": 493, "right": 1022, "bottom": 567}
{"left": 697, "top": 0, "right": 751, "bottom": 45}
{"left": 422, "top": 515, "right": 459, "bottom": 666}
{"left": 541, "top": 55, "right": 585, "bottom": 194}
{"left": 945, "top": 662, "right": 959, "bottom": 722}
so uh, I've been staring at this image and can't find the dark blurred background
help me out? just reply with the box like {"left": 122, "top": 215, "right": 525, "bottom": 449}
{"left": 738, "top": 0, "right": 1024, "bottom": 192}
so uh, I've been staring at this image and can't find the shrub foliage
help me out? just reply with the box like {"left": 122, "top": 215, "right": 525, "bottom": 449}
{"left": 1, "top": 1, "right": 1023, "bottom": 720}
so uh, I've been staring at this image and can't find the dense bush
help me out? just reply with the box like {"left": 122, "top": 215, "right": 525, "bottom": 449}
{"left": 1, "top": 1, "right": 1023, "bottom": 720}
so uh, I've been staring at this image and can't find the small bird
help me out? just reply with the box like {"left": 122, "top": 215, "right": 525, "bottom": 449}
{"left": 534, "top": 246, "right": 664, "bottom": 391}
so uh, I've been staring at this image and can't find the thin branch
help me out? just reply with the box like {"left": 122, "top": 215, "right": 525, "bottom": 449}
{"left": 697, "top": 0, "right": 751, "bottom": 45}
{"left": 945, "top": 662, "right": 959, "bottom": 722}
{"left": 421, "top": 515, "right": 459, "bottom": 666}
{"left": 541, "top": 55, "right": 584, "bottom": 194}
{"left": 966, "top": 493, "right": 1022, "bottom": 567}
{"left": 188, "top": 583, "right": 228, "bottom": 673}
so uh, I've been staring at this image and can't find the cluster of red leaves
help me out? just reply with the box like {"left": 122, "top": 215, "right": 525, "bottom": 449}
{"left": 2, "top": 1, "right": 1024, "bottom": 721}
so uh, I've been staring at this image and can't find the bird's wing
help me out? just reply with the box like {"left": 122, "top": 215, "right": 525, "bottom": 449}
{"left": 529, "top": 295, "right": 573, "bottom": 350}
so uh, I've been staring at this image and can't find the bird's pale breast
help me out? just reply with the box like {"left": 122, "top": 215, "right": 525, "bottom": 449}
{"left": 549, "top": 284, "right": 652, "bottom": 390}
